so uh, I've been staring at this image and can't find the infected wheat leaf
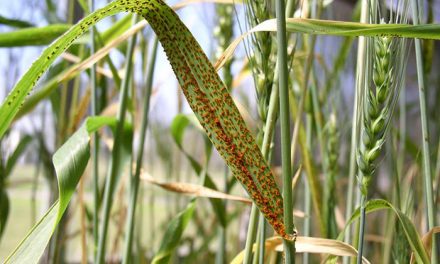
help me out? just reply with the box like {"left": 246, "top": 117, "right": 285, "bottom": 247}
{"left": 0, "top": 0, "right": 289, "bottom": 239}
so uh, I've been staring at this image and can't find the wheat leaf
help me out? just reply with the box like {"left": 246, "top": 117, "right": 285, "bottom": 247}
{"left": 230, "top": 236, "right": 371, "bottom": 264}
{"left": 4, "top": 116, "right": 130, "bottom": 263}
{"left": 0, "top": 1, "right": 290, "bottom": 262}
{"left": 339, "top": 199, "right": 430, "bottom": 264}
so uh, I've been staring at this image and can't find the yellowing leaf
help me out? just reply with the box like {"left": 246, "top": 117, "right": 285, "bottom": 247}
{"left": 141, "top": 170, "right": 252, "bottom": 204}
{"left": 230, "top": 236, "right": 371, "bottom": 264}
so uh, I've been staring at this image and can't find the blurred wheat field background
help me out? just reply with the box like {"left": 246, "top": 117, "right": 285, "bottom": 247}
{"left": 0, "top": 0, "right": 440, "bottom": 263}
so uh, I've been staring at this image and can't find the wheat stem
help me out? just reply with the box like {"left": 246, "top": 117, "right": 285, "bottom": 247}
{"left": 410, "top": 0, "right": 437, "bottom": 262}
{"left": 88, "top": 0, "right": 100, "bottom": 256}
{"left": 276, "top": 0, "right": 296, "bottom": 262}
{"left": 302, "top": 113, "right": 313, "bottom": 264}
{"left": 96, "top": 15, "right": 138, "bottom": 264}
{"left": 243, "top": 1, "right": 295, "bottom": 262}
{"left": 357, "top": 32, "right": 395, "bottom": 263}
{"left": 122, "top": 37, "right": 158, "bottom": 264}
{"left": 344, "top": 3, "right": 369, "bottom": 259}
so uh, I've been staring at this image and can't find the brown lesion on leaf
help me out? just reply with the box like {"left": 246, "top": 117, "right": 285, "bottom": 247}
{"left": 135, "top": 0, "right": 288, "bottom": 237}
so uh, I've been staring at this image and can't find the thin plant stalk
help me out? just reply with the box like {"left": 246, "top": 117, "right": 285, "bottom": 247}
{"left": 31, "top": 156, "right": 41, "bottom": 225}
{"left": 435, "top": 139, "right": 440, "bottom": 202}
{"left": 31, "top": 104, "right": 44, "bottom": 225}
{"left": 251, "top": 213, "right": 267, "bottom": 264}
{"left": 397, "top": 82, "right": 406, "bottom": 209}
{"left": 243, "top": 200, "right": 259, "bottom": 264}
{"left": 96, "top": 15, "right": 138, "bottom": 264}
{"left": 122, "top": 37, "right": 158, "bottom": 264}
{"left": 242, "top": 0, "right": 295, "bottom": 261}
{"left": 215, "top": 169, "right": 228, "bottom": 264}
{"left": 410, "top": 0, "right": 437, "bottom": 261}
{"left": 243, "top": 61, "right": 280, "bottom": 264}
{"left": 215, "top": 166, "right": 228, "bottom": 264}
{"left": 356, "top": 197, "right": 367, "bottom": 264}
{"left": 302, "top": 180, "right": 311, "bottom": 264}
{"left": 343, "top": 2, "right": 369, "bottom": 262}
{"left": 258, "top": 215, "right": 266, "bottom": 264}
{"left": 79, "top": 177, "right": 88, "bottom": 264}
{"left": 355, "top": 3, "right": 379, "bottom": 263}
{"left": 276, "top": 0, "right": 295, "bottom": 262}
{"left": 88, "top": 0, "right": 100, "bottom": 255}
{"left": 436, "top": 65, "right": 440, "bottom": 206}
{"left": 252, "top": 220, "right": 262, "bottom": 264}
{"left": 302, "top": 113, "right": 312, "bottom": 264}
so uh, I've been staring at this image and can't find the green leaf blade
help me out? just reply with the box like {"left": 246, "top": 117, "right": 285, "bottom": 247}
{"left": 151, "top": 199, "right": 196, "bottom": 264}
{"left": 0, "top": 24, "right": 71, "bottom": 47}
{"left": 4, "top": 117, "right": 121, "bottom": 264}
{"left": 5, "top": 135, "right": 33, "bottom": 176}
{"left": 140, "top": 0, "right": 288, "bottom": 238}
{"left": 0, "top": 1, "right": 123, "bottom": 138}
{"left": 0, "top": 15, "right": 34, "bottom": 28}
{"left": 170, "top": 114, "right": 227, "bottom": 227}
{"left": 284, "top": 18, "right": 440, "bottom": 39}
{"left": 339, "top": 199, "right": 430, "bottom": 264}
{"left": 0, "top": 0, "right": 289, "bottom": 248}
{"left": 0, "top": 190, "right": 10, "bottom": 239}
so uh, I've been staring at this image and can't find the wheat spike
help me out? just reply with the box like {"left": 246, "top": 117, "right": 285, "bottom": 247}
{"left": 358, "top": 33, "right": 396, "bottom": 195}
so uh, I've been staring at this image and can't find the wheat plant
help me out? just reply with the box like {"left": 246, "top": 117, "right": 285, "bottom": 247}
{"left": 356, "top": 2, "right": 410, "bottom": 261}
{"left": 0, "top": 0, "right": 439, "bottom": 263}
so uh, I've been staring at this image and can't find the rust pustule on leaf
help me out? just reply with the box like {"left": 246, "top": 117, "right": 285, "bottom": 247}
{"left": 135, "top": 0, "right": 288, "bottom": 238}
{"left": 0, "top": 0, "right": 290, "bottom": 239}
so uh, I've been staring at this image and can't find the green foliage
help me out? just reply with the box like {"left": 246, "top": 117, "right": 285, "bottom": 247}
{"left": 341, "top": 199, "right": 430, "bottom": 263}
{"left": 152, "top": 199, "right": 196, "bottom": 264}
{"left": 0, "top": 15, "right": 34, "bottom": 28}
{"left": 0, "top": 189, "right": 9, "bottom": 240}
{"left": 0, "top": 135, "right": 33, "bottom": 240}
{"left": 4, "top": 135, "right": 33, "bottom": 177}
{"left": 1, "top": 0, "right": 440, "bottom": 263}
{"left": 5, "top": 116, "right": 131, "bottom": 263}
{"left": 284, "top": 18, "right": 440, "bottom": 39}
{"left": 0, "top": 24, "right": 71, "bottom": 47}
{"left": 170, "top": 114, "right": 227, "bottom": 226}
{"left": 0, "top": 1, "right": 288, "bottom": 240}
